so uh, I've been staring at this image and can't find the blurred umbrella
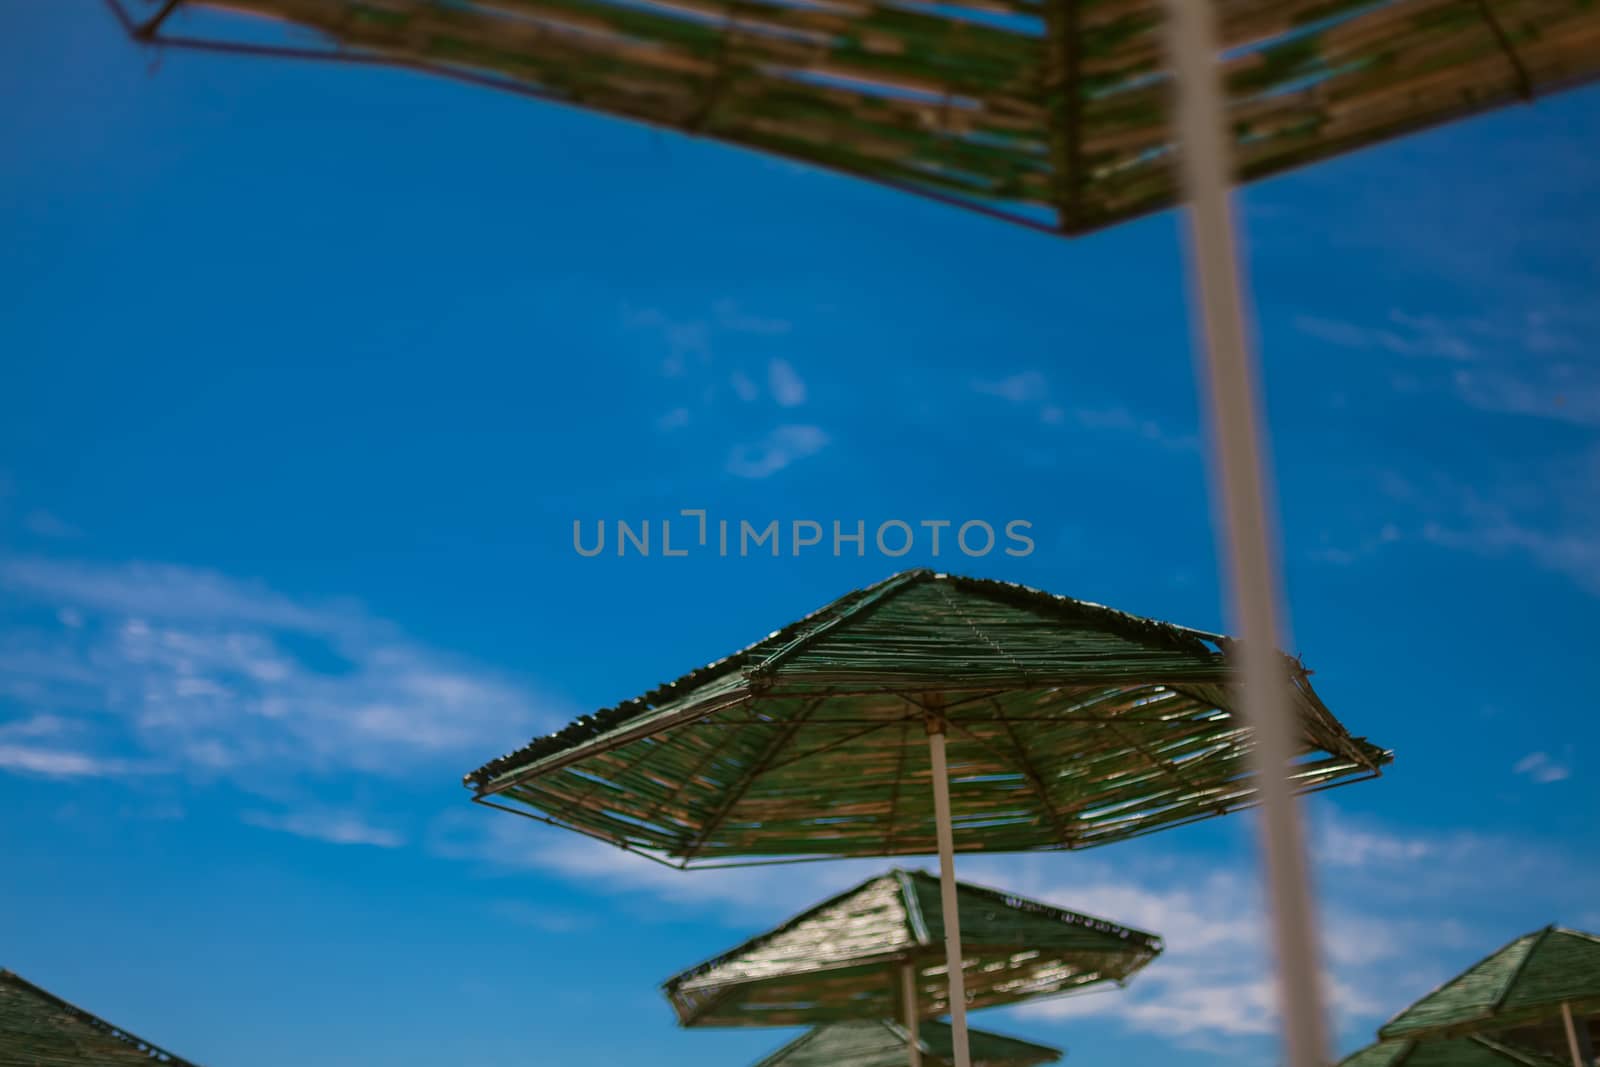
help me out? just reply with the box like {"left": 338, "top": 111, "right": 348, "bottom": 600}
{"left": 105, "top": 0, "right": 1600, "bottom": 239}
{"left": 1377, "top": 927, "right": 1600, "bottom": 1067}
{"left": 664, "top": 867, "right": 1157, "bottom": 1063}
{"left": 0, "top": 969, "right": 204, "bottom": 1067}
{"left": 754, "top": 1019, "right": 1061, "bottom": 1067}
{"left": 466, "top": 569, "right": 1388, "bottom": 1065}
{"left": 1340, "top": 1035, "right": 1568, "bottom": 1067}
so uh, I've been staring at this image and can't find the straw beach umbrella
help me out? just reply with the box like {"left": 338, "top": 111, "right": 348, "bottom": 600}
{"left": 0, "top": 969, "right": 205, "bottom": 1067}
{"left": 754, "top": 1019, "right": 1062, "bottom": 1067}
{"left": 663, "top": 867, "right": 1158, "bottom": 1062}
{"left": 465, "top": 569, "right": 1389, "bottom": 1063}
{"left": 1339, "top": 1035, "right": 1569, "bottom": 1067}
{"left": 104, "top": 0, "right": 1600, "bottom": 240}
{"left": 1377, "top": 927, "right": 1600, "bottom": 1067}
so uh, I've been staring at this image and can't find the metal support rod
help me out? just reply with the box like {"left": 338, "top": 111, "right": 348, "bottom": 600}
{"left": 1564, "top": 1001, "right": 1595, "bottom": 1067}
{"left": 926, "top": 724, "right": 972, "bottom": 1067}
{"left": 137, "top": 0, "right": 185, "bottom": 37}
{"left": 1160, "top": 4, "right": 1330, "bottom": 1067}
{"left": 902, "top": 962, "right": 923, "bottom": 1067}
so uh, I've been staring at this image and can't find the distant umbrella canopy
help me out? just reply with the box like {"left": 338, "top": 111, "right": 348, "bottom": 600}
{"left": 466, "top": 570, "right": 1388, "bottom": 866}
{"left": 1339, "top": 1035, "right": 1569, "bottom": 1067}
{"left": 0, "top": 969, "right": 203, "bottom": 1067}
{"left": 1378, "top": 927, "right": 1600, "bottom": 1044}
{"left": 110, "top": 0, "right": 1600, "bottom": 235}
{"left": 754, "top": 1019, "right": 1061, "bottom": 1067}
{"left": 664, "top": 867, "right": 1160, "bottom": 1025}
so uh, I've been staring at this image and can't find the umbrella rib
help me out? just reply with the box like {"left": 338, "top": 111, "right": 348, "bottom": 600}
{"left": 760, "top": 718, "right": 904, "bottom": 775}
{"left": 632, "top": 704, "right": 755, "bottom": 829}
{"left": 1489, "top": 925, "right": 1554, "bottom": 1016}
{"left": 137, "top": 0, "right": 185, "bottom": 36}
{"left": 988, "top": 698, "right": 1078, "bottom": 849}
{"left": 559, "top": 704, "right": 691, "bottom": 815}
{"left": 1041, "top": 0, "right": 1081, "bottom": 232}
{"left": 930, "top": 581, "right": 1035, "bottom": 683}
{"left": 749, "top": 570, "right": 928, "bottom": 679}
{"left": 1470, "top": 0, "right": 1535, "bottom": 101}
{"left": 677, "top": 696, "right": 826, "bottom": 863}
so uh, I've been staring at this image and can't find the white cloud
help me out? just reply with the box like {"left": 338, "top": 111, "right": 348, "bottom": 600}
{"left": 243, "top": 808, "right": 405, "bottom": 848}
{"left": 624, "top": 306, "right": 712, "bottom": 376}
{"left": 1513, "top": 751, "right": 1571, "bottom": 784}
{"left": 0, "top": 744, "right": 134, "bottom": 778}
{"left": 0, "top": 555, "right": 558, "bottom": 785}
{"left": 430, "top": 812, "right": 891, "bottom": 921}
{"left": 1312, "top": 811, "right": 1432, "bottom": 868}
{"left": 768, "top": 359, "right": 807, "bottom": 407}
{"left": 1072, "top": 406, "right": 1198, "bottom": 451}
{"left": 730, "top": 370, "right": 760, "bottom": 402}
{"left": 24, "top": 510, "right": 81, "bottom": 539}
{"left": 726, "top": 424, "right": 829, "bottom": 479}
{"left": 438, "top": 794, "right": 1590, "bottom": 1057}
{"left": 487, "top": 899, "right": 593, "bottom": 934}
{"left": 1295, "top": 310, "right": 1478, "bottom": 361}
{"left": 714, "top": 300, "right": 791, "bottom": 336}
{"left": 656, "top": 407, "right": 691, "bottom": 431}
{"left": 973, "top": 371, "right": 1049, "bottom": 405}
{"left": 1294, "top": 306, "right": 1600, "bottom": 426}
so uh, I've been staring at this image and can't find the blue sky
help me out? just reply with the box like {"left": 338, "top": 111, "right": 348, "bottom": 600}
{"left": 3, "top": 6, "right": 1598, "bottom": 1067}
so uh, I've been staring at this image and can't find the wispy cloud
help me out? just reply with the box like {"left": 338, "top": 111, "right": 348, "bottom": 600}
{"left": 1513, "top": 751, "right": 1571, "bottom": 784}
{"left": 730, "top": 369, "right": 760, "bottom": 402}
{"left": 768, "top": 358, "right": 807, "bottom": 407}
{"left": 1294, "top": 306, "right": 1600, "bottom": 426}
{"left": 243, "top": 808, "right": 405, "bottom": 848}
{"left": 714, "top": 299, "right": 791, "bottom": 336}
{"left": 0, "top": 555, "right": 558, "bottom": 786}
{"left": 430, "top": 811, "right": 890, "bottom": 921}
{"left": 0, "top": 743, "right": 135, "bottom": 778}
{"left": 438, "top": 800, "right": 1587, "bottom": 1053}
{"left": 656, "top": 407, "right": 691, "bottom": 432}
{"left": 1314, "top": 450, "right": 1600, "bottom": 594}
{"left": 726, "top": 424, "right": 829, "bottom": 479}
{"left": 487, "top": 899, "right": 594, "bottom": 934}
{"left": 1004, "top": 811, "right": 1578, "bottom": 1050}
{"left": 1295, "top": 310, "right": 1479, "bottom": 361}
{"left": 23, "top": 510, "right": 82, "bottom": 539}
{"left": 626, "top": 300, "right": 794, "bottom": 379}
{"left": 971, "top": 372, "right": 1195, "bottom": 448}
{"left": 1073, "top": 406, "right": 1198, "bottom": 451}
{"left": 624, "top": 306, "right": 712, "bottom": 376}
{"left": 973, "top": 371, "right": 1049, "bottom": 405}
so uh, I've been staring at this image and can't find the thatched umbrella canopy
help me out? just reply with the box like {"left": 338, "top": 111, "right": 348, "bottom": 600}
{"left": 1377, "top": 927, "right": 1600, "bottom": 1067}
{"left": 0, "top": 968, "right": 204, "bottom": 1067}
{"left": 467, "top": 569, "right": 1387, "bottom": 1064}
{"left": 466, "top": 569, "right": 1387, "bottom": 863}
{"left": 1338, "top": 1035, "right": 1569, "bottom": 1067}
{"left": 106, "top": 0, "right": 1600, "bottom": 238}
{"left": 754, "top": 1019, "right": 1061, "bottom": 1067}
{"left": 663, "top": 867, "right": 1157, "bottom": 1061}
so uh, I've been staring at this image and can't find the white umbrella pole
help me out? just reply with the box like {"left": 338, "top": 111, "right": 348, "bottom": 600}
{"left": 1564, "top": 1001, "right": 1594, "bottom": 1067}
{"left": 902, "top": 961, "right": 923, "bottom": 1067}
{"left": 926, "top": 721, "right": 972, "bottom": 1067}
{"left": 1161, "top": 5, "right": 1330, "bottom": 1067}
